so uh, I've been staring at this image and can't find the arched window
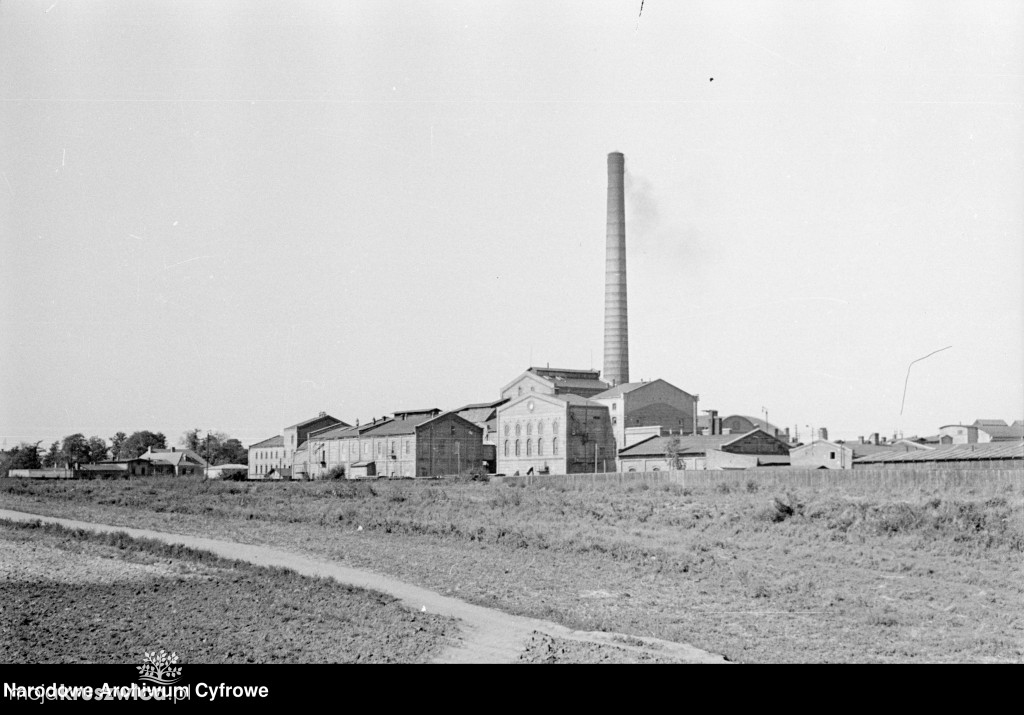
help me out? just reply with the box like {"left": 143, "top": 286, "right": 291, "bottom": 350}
{"left": 537, "top": 439, "right": 544, "bottom": 456}
{"left": 504, "top": 440, "right": 510, "bottom": 457}
{"left": 526, "top": 422, "right": 533, "bottom": 435}
{"left": 515, "top": 440, "right": 520, "bottom": 456}
{"left": 515, "top": 424, "right": 521, "bottom": 437}
{"left": 553, "top": 437, "right": 559, "bottom": 455}
{"left": 504, "top": 424, "right": 510, "bottom": 436}
{"left": 526, "top": 439, "right": 532, "bottom": 456}
{"left": 552, "top": 420, "right": 559, "bottom": 434}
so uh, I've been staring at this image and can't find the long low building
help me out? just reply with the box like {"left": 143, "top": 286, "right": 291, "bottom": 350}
{"left": 618, "top": 429, "right": 791, "bottom": 471}
{"left": 852, "top": 442, "right": 1022, "bottom": 469}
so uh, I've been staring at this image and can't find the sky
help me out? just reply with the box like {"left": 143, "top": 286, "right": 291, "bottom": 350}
{"left": 1, "top": 0, "right": 1022, "bottom": 450}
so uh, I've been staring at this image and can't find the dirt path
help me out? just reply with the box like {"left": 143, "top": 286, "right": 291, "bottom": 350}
{"left": 0, "top": 509, "right": 728, "bottom": 664}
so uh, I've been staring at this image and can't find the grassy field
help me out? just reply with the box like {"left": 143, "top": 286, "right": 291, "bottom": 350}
{"left": 2, "top": 472, "right": 1022, "bottom": 663}
{"left": 0, "top": 518, "right": 455, "bottom": 663}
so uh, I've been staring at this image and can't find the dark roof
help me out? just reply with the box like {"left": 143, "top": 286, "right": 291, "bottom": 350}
{"left": 528, "top": 367, "right": 603, "bottom": 380}
{"left": 285, "top": 414, "right": 343, "bottom": 430}
{"left": 310, "top": 424, "right": 360, "bottom": 440}
{"left": 854, "top": 442, "right": 1023, "bottom": 464}
{"left": 362, "top": 413, "right": 439, "bottom": 437}
{"left": 972, "top": 419, "right": 1008, "bottom": 427}
{"left": 552, "top": 377, "right": 610, "bottom": 392}
{"left": 619, "top": 434, "right": 734, "bottom": 458}
{"left": 249, "top": 435, "right": 284, "bottom": 449}
{"left": 392, "top": 408, "right": 442, "bottom": 419}
{"left": 452, "top": 398, "right": 510, "bottom": 425}
{"left": 977, "top": 424, "right": 1024, "bottom": 441}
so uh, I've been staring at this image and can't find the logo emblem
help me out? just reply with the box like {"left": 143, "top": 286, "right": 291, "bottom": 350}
{"left": 137, "top": 650, "right": 182, "bottom": 685}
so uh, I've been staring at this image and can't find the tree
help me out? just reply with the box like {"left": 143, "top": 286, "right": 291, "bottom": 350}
{"left": 41, "top": 441, "right": 61, "bottom": 468}
{"left": 110, "top": 432, "right": 127, "bottom": 460}
{"left": 0, "top": 441, "right": 43, "bottom": 477}
{"left": 118, "top": 431, "right": 167, "bottom": 460}
{"left": 87, "top": 436, "right": 108, "bottom": 463}
{"left": 179, "top": 430, "right": 248, "bottom": 466}
{"left": 60, "top": 434, "right": 91, "bottom": 467}
{"left": 217, "top": 438, "right": 247, "bottom": 465}
{"left": 664, "top": 437, "right": 682, "bottom": 471}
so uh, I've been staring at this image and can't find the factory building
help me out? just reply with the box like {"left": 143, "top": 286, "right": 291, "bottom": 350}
{"left": 248, "top": 412, "right": 346, "bottom": 479}
{"left": 303, "top": 408, "right": 485, "bottom": 479}
{"left": 500, "top": 367, "right": 609, "bottom": 401}
{"left": 591, "top": 379, "right": 698, "bottom": 452}
{"left": 496, "top": 391, "right": 616, "bottom": 475}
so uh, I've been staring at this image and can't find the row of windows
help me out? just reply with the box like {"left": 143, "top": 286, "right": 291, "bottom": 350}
{"left": 504, "top": 438, "right": 558, "bottom": 457}
{"left": 254, "top": 449, "right": 282, "bottom": 461}
{"left": 504, "top": 420, "right": 559, "bottom": 438}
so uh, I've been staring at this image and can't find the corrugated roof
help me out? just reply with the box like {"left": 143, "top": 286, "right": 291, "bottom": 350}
{"left": 854, "top": 442, "right": 1023, "bottom": 464}
{"left": 249, "top": 435, "right": 284, "bottom": 449}
{"left": 972, "top": 419, "right": 1009, "bottom": 427}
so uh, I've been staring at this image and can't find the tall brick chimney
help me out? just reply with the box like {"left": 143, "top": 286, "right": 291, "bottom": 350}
{"left": 603, "top": 152, "right": 629, "bottom": 387}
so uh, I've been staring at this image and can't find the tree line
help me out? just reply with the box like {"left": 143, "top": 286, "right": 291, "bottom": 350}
{"left": 0, "top": 429, "right": 248, "bottom": 477}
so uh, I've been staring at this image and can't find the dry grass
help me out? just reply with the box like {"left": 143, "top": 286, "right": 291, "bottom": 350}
{"left": 2, "top": 473, "right": 1022, "bottom": 662}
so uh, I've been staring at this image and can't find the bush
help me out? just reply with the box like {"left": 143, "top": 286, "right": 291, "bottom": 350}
{"left": 324, "top": 466, "right": 347, "bottom": 480}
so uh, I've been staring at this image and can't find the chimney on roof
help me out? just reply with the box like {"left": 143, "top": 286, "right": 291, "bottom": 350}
{"left": 319, "top": 411, "right": 326, "bottom": 417}
{"left": 870, "top": 433, "right": 880, "bottom": 445}
{"left": 171, "top": 446, "right": 176, "bottom": 452}
{"left": 603, "top": 151, "right": 629, "bottom": 388}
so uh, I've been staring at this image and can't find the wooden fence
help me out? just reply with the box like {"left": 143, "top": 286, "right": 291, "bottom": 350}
{"left": 492, "top": 467, "right": 1024, "bottom": 491}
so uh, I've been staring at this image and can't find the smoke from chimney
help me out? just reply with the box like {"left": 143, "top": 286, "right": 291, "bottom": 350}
{"left": 603, "top": 152, "right": 629, "bottom": 387}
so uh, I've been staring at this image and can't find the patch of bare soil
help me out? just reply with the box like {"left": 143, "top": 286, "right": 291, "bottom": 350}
{"left": 0, "top": 520, "right": 455, "bottom": 663}
{"left": 517, "top": 631, "right": 688, "bottom": 664}
{"left": 0, "top": 511, "right": 729, "bottom": 664}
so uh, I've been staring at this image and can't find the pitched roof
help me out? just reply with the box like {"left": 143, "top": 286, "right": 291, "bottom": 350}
{"left": 452, "top": 398, "right": 510, "bottom": 425}
{"left": 141, "top": 447, "right": 208, "bottom": 466}
{"left": 618, "top": 434, "right": 734, "bottom": 458}
{"left": 249, "top": 435, "right": 284, "bottom": 449}
{"left": 361, "top": 413, "right": 439, "bottom": 437}
{"left": 309, "top": 424, "right": 359, "bottom": 440}
{"left": 558, "top": 393, "right": 606, "bottom": 407}
{"left": 285, "top": 414, "right": 343, "bottom": 430}
{"left": 976, "top": 423, "right": 1024, "bottom": 441}
{"left": 853, "top": 442, "right": 1023, "bottom": 464}
{"left": 972, "top": 419, "right": 1008, "bottom": 427}
{"left": 720, "top": 429, "right": 790, "bottom": 451}
{"left": 592, "top": 382, "right": 646, "bottom": 399}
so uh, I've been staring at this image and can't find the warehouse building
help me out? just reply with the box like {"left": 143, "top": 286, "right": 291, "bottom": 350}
{"left": 303, "top": 409, "right": 485, "bottom": 479}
